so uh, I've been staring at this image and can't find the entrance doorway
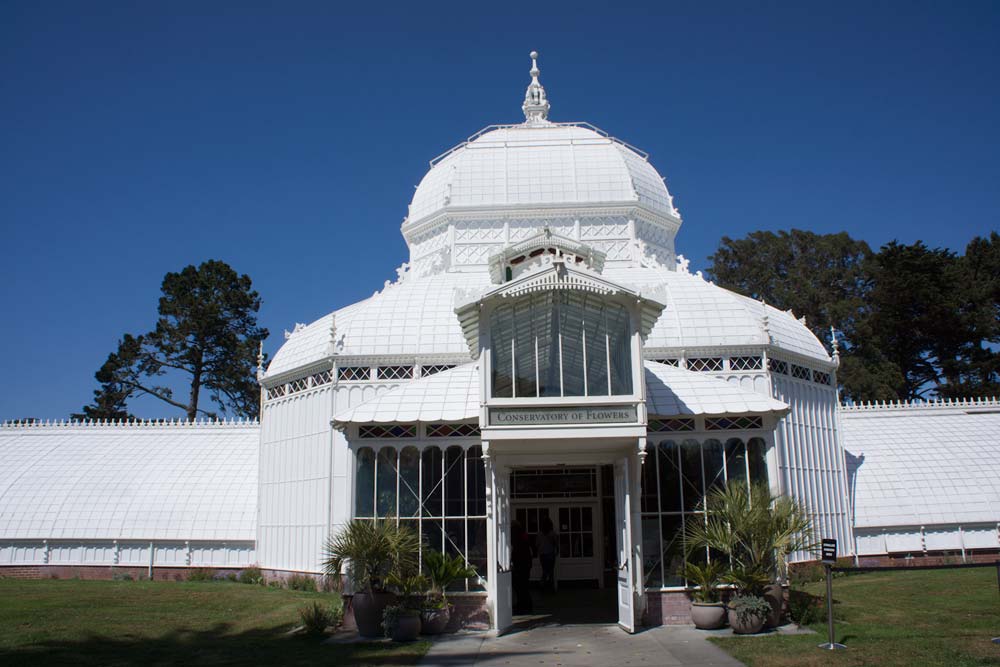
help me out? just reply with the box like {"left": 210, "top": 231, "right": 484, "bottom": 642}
{"left": 508, "top": 466, "right": 617, "bottom": 623}
{"left": 490, "top": 455, "right": 640, "bottom": 634}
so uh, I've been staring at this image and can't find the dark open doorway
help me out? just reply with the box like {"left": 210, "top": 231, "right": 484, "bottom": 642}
{"left": 509, "top": 464, "right": 619, "bottom": 625}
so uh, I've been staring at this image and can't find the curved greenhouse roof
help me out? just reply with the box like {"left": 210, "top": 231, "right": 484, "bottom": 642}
{"left": 841, "top": 399, "right": 1000, "bottom": 530}
{"left": 0, "top": 420, "right": 258, "bottom": 542}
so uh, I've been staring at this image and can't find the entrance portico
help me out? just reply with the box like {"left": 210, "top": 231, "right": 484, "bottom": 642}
{"left": 482, "top": 434, "right": 647, "bottom": 634}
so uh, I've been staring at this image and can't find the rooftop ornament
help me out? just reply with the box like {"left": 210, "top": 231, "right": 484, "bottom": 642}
{"left": 522, "top": 50, "right": 550, "bottom": 124}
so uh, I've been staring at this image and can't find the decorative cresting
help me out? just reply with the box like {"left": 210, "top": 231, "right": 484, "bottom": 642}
{"left": 0, "top": 418, "right": 259, "bottom": 428}
{"left": 522, "top": 50, "right": 550, "bottom": 124}
{"left": 839, "top": 396, "right": 1000, "bottom": 412}
{"left": 488, "top": 228, "right": 607, "bottom": 283}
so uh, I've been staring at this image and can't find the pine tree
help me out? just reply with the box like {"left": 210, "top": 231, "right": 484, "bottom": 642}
{"left": 77, "top": 260, "right": 268, "bottom": 420}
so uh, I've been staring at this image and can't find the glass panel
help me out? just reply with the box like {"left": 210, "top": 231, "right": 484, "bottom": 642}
{"left": 421, "top": 447, "right": 442, "bottom": 517}
{"left": 725, "top": 438, "right": 748, "bottom": 487}
{"left": 607, "top": 303, "right": 633, "bottom": 394}
{"left": 399, "top": 447, "right": 420, "bottom": 517}
{"left": 747, "top": 437, "right": 768, "bottom": 485}
{"left": 444, "top": 519, "right": 466, "bottom": 561}
{"left": 642, "top": 516, "right": 662, "bottom": 587}
{"left": 641, "top": 444, "right": 659, "bottom": 512}
{"left": 680, "top": 439, "right": 704, "bottom": 512}
{"left": 466, "top": 446, "right": 486, "bottom": 516}
{"left": 582, "top": 533, "right": 593, "bottom": 558}
{"left": 354, "top": 447, "right": 375, "bottom": 518}
{"left": 559, "top": 292, "right": 586, "bottom": 396}
{"left": 467, "top": 518, "right": 487, "bottom": 588}
{"left": 582, "top": 507, "right": 593, "bottom": 531}
{"left": 703, "top": 439, "right": 726, "bottom": 495}
{"left": 661, "top": 514, "right": 685, "bottom": 586}
{"left": 444, "top": 446, "right": 465, "bottom": 517}
{"left": 584, "top": 304, "right": 608, "bottom": 395}
{"left": 422, "top": 518, "right": 444, "bottom": 554}
{"left": 657, "top": 441, "right": 682, "bottom": 512}
{"left": 513, "top": 297, "right": 537, "bottom": 397}
{"left": 537, "top": 293, "right": 560, "bottom": 397}
{"left": 376, "top": 448, "right": 397, "bottom": 517}
{"left": 490, "top": 304, "right": 514, "bottom": 397}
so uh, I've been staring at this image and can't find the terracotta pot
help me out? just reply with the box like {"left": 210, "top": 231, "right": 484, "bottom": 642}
{"left": 353, "top": 592, "right": 396, "bottom": 638}
{"left": 390, "top": 611, "right": 422, "bottom": 642}
{"left": 690, "top": 602, "right": 726, "bottom": 630}
{"left": 727, "top": 606, "right": 767, "bottom": 635}
{"left": 420, "top": 604, "right": 452, "bottom": 634}
{"left": 764, "top": 584, "right": 784, "bottom": 628}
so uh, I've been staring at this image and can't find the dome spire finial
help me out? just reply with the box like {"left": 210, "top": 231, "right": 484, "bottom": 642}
{"left": 522, "top": 50, "right": 550, "bottom": 124}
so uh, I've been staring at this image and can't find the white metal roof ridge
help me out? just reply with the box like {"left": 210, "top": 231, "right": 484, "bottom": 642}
{"left": 839, "top": 396, "right": 1000, "bottom": 412}
{"left": 428, "top": 121, "right": 649, "bottom": 167}
{"left": 644, "top": 361, "right": 790, "bottom": 418}
{"left": 0, "top": 418, "right": 260, "bottom": 429}
{"left": 332, "top": 363, "right": 480, "bottom": 425}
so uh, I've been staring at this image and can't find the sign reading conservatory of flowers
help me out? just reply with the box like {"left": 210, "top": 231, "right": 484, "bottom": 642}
{"left": 489, "top": 405, "right": 637, "bottom": 426}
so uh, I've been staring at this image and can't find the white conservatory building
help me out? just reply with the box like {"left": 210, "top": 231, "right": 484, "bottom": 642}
{"left": 2, "top": 54, "right": 999, "bottom": 631}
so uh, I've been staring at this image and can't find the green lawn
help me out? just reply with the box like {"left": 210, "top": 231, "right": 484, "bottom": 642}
{"left": 0, "top": 578, "right": 429, "bottom": 666}
{"left": 711, "top": 567, "right": 1000, "bottom": 667}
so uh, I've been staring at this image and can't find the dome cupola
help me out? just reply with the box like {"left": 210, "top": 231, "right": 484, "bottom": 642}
{"left": 402, "top": 52, "right": 682, "bottom": 278}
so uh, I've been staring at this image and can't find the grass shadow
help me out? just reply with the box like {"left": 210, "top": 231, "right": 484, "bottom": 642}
{"left": 0, "top": 621, "right": 426, "bottom": 667}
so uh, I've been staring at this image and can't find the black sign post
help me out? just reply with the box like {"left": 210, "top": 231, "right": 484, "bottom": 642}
{"left": 818, "top": 538, "right": 846, "bottom": 651}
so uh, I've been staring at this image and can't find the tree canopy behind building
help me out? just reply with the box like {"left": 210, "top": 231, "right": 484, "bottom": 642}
{"left": 74, "top": 260, "right": 269, "bottom": 421}
{"left": 708, "top": 230, "right": 1000, "bottom": 401}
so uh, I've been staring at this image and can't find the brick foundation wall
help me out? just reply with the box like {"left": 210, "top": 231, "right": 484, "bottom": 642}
{"left": 0, "top": 565, "right": 245, "bottom": 581}
{"left": 856, "top": 550, "right": 1000, "bottom": 568}
{"left": 643, "top": 590, "right": 692, "bottom": 625}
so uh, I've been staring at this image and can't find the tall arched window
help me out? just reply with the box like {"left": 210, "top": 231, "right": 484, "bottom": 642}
{"left": 490, "top": 291, "right": 632, "bottom": 398}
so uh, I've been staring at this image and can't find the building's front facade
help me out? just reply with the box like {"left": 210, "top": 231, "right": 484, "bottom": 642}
{"left": 3, "top": 54, "right": 998, "bottom": 633}
{"left": 257, "top": 54, "right": 850, "bottom": 631}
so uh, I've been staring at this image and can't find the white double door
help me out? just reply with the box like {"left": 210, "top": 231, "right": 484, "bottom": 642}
{"left": 513, "top": 502, "right": 601, "bottom": 584}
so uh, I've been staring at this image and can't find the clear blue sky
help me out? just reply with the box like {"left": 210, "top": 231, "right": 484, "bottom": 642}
{"left": 2, "top": 1, "right": 998, "bottom": 420}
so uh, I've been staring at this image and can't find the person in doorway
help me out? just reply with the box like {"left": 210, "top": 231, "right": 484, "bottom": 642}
{"left": 536, "top": 516, "right": 559, "bottom": 593}
{"left": 511, "top": 520, "right": 534, "bottom": 614}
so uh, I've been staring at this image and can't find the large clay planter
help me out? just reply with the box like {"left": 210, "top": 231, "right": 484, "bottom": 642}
{"left": 690, "top": 602, "right": 727, "bottom": 630}
{"left": 353, "top": 592, "right": 396, "bottom": 638}
{"left": 420, "top": 605, "right": 452, "bottom": 635}
{"left": 727, "top": 606, "right": 767, "bottom": 635}
{"left": 390, "top": 611, "right": 422, "bottom": 642}
{"left": 764, "top": 584, "right": 784, "bottom": 628}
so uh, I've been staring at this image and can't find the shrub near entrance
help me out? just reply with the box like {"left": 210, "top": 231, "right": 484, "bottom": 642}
{"left": 322, "top": 518, "right": 420, "bottom": 638}
{"left": 684, "top": 482, "right": 816, "bottom": 632}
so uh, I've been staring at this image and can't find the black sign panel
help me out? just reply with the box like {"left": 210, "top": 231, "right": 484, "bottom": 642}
{"left": 821, "top": 538, "right": 837, "bottom": 564}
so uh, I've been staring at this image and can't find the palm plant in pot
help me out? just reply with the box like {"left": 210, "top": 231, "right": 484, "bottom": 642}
{"left": 682, "top": 561, "right": 726, "bottom": 629}
{"left": 421, "top": 549, "right": 478, "bottom": 634}
{"left": 322, "top": 518, "right": 420, "bottom": 638}
{"left": 684, "top": 481, "right": 815, "bottom": 633}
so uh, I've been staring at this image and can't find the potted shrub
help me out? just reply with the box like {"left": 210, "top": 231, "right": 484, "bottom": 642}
{"left": 727, "top": 594, "right": 772, "bottom": 634}
{"left": 421, "top": 550, "right": 478, "bottom": 634}
{"left": 383, "top": 603, "right": 422, "bottom": 642}
{"left": 684, "top": 482, "right": 816, "bottom": 630}
{"left": 322, "top": 518, "right": 420, "bottom": 638}
{"left": 682, "top": 561, "right": 726, "bottom": 629}
{"left": 385, "top": 571, "right": 427, "bottom": 640}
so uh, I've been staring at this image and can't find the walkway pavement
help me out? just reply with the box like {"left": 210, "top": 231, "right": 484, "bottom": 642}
{"left": 418, "top": 624, "right": 746, "bottom": 667}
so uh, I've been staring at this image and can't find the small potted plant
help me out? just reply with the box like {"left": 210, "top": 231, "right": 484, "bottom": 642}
{"left": 421, "top": 550, "right": 478, "bottom": 634}
{"left": 727, "top": 594, "right": 772, "bottom": 634}
{"left": 321, "top": 518, "right": 420, "bottom": 638}
{"left": 383, "top": 603, "right": 422, "bottom": 642}
{"left": 682, "top": 561, "right": 726, "bottom": 629}
{"left": 385, "top": 571, "right": 427, "bottom": 641}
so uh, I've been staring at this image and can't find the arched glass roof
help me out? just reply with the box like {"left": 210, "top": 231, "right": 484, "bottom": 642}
{"left": 0, "top": 421, "right": 258, "bottom": 541}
